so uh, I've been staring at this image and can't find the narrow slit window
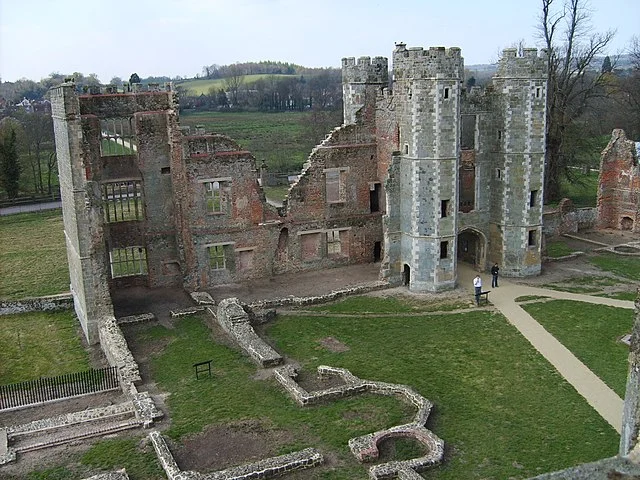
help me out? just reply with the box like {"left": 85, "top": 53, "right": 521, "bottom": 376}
{"left": 528, "top": 230, "right": 537, "bottom": 246}
{"left": 440, "top": 241, "right": 449, "bottom": 259}
{"left": 530, "top": 190, "right": 538, "bottom": 207}
{"left": 444, "top": 87, "right": 450, "bottom": 99}
{"left": 441, "top": 199, "right": 449, "bottom": 218}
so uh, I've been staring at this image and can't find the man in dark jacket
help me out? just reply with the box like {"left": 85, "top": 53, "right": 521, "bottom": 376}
{"left": 491, "top": 263, "right": 499, "bottom": 288}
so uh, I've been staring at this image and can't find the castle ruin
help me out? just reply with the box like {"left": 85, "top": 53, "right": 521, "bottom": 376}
{"left": 51, "top": 44, "right": 547, "bottom": 344}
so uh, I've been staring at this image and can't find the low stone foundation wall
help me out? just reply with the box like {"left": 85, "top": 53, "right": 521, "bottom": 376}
{"left": 215, "top": 298, "right": 283, "bottom": 367}
{"left": 274, "top": 365, "right": 444, "bottom": 478}
{"left": 149, "top": 430, "right": 323, "bottom": 480}
{"left": 0, "top": 293, "right": 73, "bottom": 316}
{"left": 98, "top": 316, "right": 141, "bottom": 387}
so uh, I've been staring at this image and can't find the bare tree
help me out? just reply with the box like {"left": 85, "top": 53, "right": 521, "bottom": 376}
{"left": 539, "top": 0, "right": 615, "bottom": 202}
{"left": 224, "top": 64, "right": 245, "bottom": 107}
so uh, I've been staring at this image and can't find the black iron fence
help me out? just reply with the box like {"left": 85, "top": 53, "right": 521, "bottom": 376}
{"left": 0, "top": 366, "right": 120, "bottom": 410}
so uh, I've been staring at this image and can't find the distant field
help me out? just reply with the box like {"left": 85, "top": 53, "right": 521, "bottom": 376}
{"left": 179, "top": 111, "right": 325, "bottom": 172}
{"left": 176, "top": 74, "right": 294, "bottom": 95}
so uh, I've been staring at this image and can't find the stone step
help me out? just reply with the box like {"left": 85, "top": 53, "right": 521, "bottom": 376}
{"left": 13, "top": 418, "right": 141, "bottom": 453}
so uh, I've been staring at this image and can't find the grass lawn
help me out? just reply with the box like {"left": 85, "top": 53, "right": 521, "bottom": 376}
{"left": 0, "top": 311, "right": 89, "bottom": 384}
{"left": 542, "top": 275, "right": 620, "bottom": 294}
{"left": 0, "top": 209, "right": 69, "bottom": 300}
{"left": 589, "top": 253, "right": 640, "bottom": 282}
{"left": 308, "top": 295, "right": 471, "bottom": 314}
{"left": 105, "top": 309, "right": 618, "bottom": 480}
{"left": 521, "top": 300, "right": 633, "bottom": 397}
{"left": 179, "top": 111, "right": 319, "bottom": 172}
{"left": 545, "top": 240, "right": 575, "bottom": 258}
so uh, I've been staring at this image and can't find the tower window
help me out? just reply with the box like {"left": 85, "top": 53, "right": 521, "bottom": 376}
{"left": 535, "top": 87, "right": 542, "bottom": 98}
{"left": 530, "top": 190, "right": 538, "bottom": 207}
{"left": 528, "top": 230, "right": 537, "bottom": 247}
{"left": 404, "top": 144, "right": 409, "bottom": 155}
{"left": 441, "top": 199, "right": 450, "bottom": 218}
{"left": 444, "top": 87, "right": 450, "bottom": 99}
{"left": 496, "top": 169, "right": 502, "bottom": 180}
{"left": 440, "top": 241, "right": 449, "bottom": 259}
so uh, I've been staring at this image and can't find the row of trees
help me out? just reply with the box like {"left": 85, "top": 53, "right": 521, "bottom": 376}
{"left": 177, "top": 67, "right": 343, "bottom": 113}
{"left": 0, "top": 111, "right": 56, "bottom": 199}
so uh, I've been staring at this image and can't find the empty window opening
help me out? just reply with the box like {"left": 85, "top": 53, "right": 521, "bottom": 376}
{"left": 325, "top": 168, "right": 347, "bottom": 203}
{"left": 535, "top": 86, "right": 542, "bottom": 98}
{"left": 205, "top": 181, "right": 221, "bottom": 213}
{"left": 440, "top": 241, "right": 449, "bottom": 259}
{"left": 496, "top": 169, "right": 502, "bottom": 180}
{"left": 621, "top": 217, "right": 634, "bottom": 231}
{"left": 459, "top": 163, "right": 475, "bottom": 213}
{"left": 161, "top": 167, "right": 170, "bottom": 174}
{"left": 530, "top": 190, "right": 538, "bottom": 207}
{"left": 102, "top": 180, "right": 144, "bottom": 222}
{"left": 444, "top": 87, "right": 450, "bottom": 99}
{"left": 404, "top": 144, "right": 409, "bottom": 155}
{"left": 461, "top": 115, "right": 476, "bottom": 150}
{"left": 370, "top": 182, "right": 381, "bottom": 213}
{"left": 528, "top": 230, "right": 537, "bottom": 247}
{"left": 441, "top": 199, "right": 450, "bottom": 218}
{"left": 497, "top": 130, "right": 502, "bottom": 141}
{"left": 208, "top": 245, "right": 226, "bottom": 270}
{"left": 276, "top": 228, "right": 289, "bottom": 261}
{"left": 373, "top": 241, "right": 382, "bottom": 262}
{"left": 100, "top": 117, "right": 137, "bottom": 156}
{"left": 110, "top": 247, "right": 147, "bottom": 278}
{"left": 403, "top": 264, "right": 410, "bottom": 286}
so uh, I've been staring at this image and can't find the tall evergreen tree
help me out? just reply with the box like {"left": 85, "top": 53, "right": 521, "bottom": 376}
{"left": 0, "top": 129, "right": 21, "bottom": 199}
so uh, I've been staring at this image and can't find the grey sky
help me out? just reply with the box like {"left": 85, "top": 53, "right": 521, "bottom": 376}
{"left": 1, "top": 0, "right": 638, "bottom": 83}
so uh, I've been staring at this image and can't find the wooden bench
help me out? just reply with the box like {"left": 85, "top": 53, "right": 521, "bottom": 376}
{"left": 476, "top": 291, "right": 490, "bottom": 305}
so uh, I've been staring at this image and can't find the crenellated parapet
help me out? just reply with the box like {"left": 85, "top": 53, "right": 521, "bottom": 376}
{"left": 495, "top": 48, "right": 547, "bottom": 79}
{"left": 392, "top": 44, "right": 464, "bottom": 81}
{"left": 341, "top": 56, "right": 388, "bottom": 85}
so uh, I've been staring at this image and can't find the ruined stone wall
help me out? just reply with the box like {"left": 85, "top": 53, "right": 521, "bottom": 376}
{"left": 490, "top": 48, "right": 547, "bottom": 277}
{"left": 51, "top": 84, "right": 115, "bottom": 344}
{"left": 597, "top": 129, "right": 640, "bottom": 232}
{"left": 342, "top": 56, "right": 388, "bottom": 126}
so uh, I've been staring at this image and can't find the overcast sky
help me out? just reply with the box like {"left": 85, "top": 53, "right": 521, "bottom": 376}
{"left": 1, "top": 0, "right": 638, "bottom": 83}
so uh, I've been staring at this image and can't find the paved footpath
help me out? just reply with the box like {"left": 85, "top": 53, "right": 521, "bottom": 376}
{"left": 459, "top": 266, "right": 634, "bottom": 434}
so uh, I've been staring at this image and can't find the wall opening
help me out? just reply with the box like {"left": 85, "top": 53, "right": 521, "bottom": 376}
{"left": 459, "top": 159, "right": 475, "bottom": 213}
{"left": 461, "top": 114, "right": 476, "bottom": 150}
{"left": 276, "top": 228, "right": 289, "bottom": 261}
{"left": 621, "top": 217, "right": 634, "bottom": 231}
{"left": 441, "top": 199, "right": 449, "bottom": 218}
{"left": 403, "top": 264, "right": 410, "bottom": 286}
{"left": 370, "top": 183, "right": 381, "bottom": 213}
{"left": 457, "top": 229, "right": 486, "bottom": 270}
{"left": 440, "top": 241, "right": 449, "bottom": 259}
{"left": 373, "top": 241, "right": 382, "bottom": 262}
{"left": 530, "top": 190, "right": 538, "bottom": 207}
{"left": 528, "top": 230, "right": 537, "bottom": 246}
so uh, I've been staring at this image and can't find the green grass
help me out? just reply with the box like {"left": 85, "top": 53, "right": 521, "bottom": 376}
{"left": 522, "top": 300, "right": 633, "bottom": 397}
{"left": 597, "top": 291, "right": 638, "bottom": 301}
{"left": 0, "top": 311, "right": 89, "bottom": 384}
{"left": 263, "top": 185, "right": 291, "bottom": 203}
{"left": 0, "top": 209, "right": 69, "bottom": 300}
{"left": 589, "top": 253, "right": 640, "bottom": 281}
{"left": 542, "top": 275, "right": 619, "bottom": 294}
{"left": 515, "top": 295, "right": 549, "bottom": 302}
{"left": 121, "top": 310, "right": 620, "bottom": 479}
{"left": 266, "top": 309, "right": 618, "bottom": 479}
{"left": 80, "top": 437, "right": 164, "bottom": 479}
{"left": 179, "top": 111, "right": 319, "bottom": 171}
{"left": 545, "top": 240, "right": 575, "bottom": 258}
{"left": 177, "top": 74, "right": 294, "bottom": 95}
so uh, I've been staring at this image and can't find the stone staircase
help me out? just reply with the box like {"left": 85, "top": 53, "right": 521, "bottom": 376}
{"left": 3, "top": 402, "right": 141, "bottom": 460}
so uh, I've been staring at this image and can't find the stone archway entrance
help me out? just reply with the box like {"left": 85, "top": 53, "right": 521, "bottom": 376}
{"left": 457, "top": 229, "right": 487, "bottom": 271}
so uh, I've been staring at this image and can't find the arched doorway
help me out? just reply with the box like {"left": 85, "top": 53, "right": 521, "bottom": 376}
{"left": 457, "top": 228, "right": 487, "bottom": 271}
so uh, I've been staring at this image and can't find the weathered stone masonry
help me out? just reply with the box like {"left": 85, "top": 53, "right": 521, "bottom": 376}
{"left": 52, "top": 44, "right": 547, "bottom": 343}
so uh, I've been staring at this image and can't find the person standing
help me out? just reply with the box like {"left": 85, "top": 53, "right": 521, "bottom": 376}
{"left": 473, "top": 274, "right": 482, "bottom": 306}
{"left": 491, "top": 263, "right": 499, "bottom": 288}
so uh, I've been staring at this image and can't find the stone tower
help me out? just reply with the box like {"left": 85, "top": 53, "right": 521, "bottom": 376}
{"left": 341, "top": 56, "right": 388, "bottom": 127}
{"left": 385, "top": 45, "right": 463, "bottom": 291}
{"left": 490, "top": 48, "right": 547, "bottom": 276}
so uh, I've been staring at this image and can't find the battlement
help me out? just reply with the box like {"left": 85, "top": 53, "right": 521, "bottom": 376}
{"left": 392, "top": 44, "right": 463, "bottom": 81}
{"left": 341, "top": 56, "right": 389, "bottom": 84}
{"left": 495, "top": 48, "right": 547, "bottom": 79}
